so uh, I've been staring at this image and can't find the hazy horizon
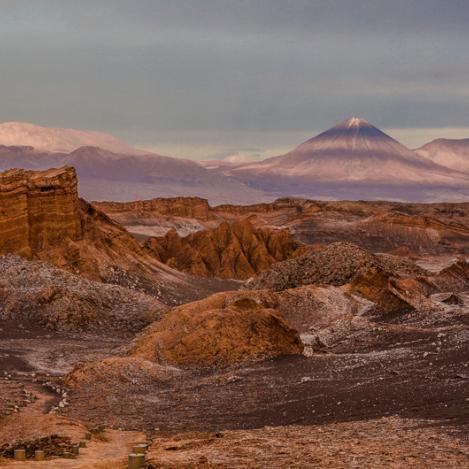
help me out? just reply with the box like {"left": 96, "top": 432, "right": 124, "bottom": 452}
{"left": 2, "top": 1, "right": 469, "bottom": 160}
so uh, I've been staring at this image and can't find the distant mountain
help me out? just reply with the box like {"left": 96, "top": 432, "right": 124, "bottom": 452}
{"left": 226, "top": 118, "right": 469, "bottom": 201}
{"left": 416, "top": 138, "right": 469, "bottom": 173}
{"left": 0, "top": 121, "right": 146, "bottom": 154}
{"left": 0, "top": 144, "right": 269, "bottom": 205}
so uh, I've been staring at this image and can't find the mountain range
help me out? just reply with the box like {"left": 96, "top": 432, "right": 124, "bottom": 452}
{"left": 224, "top": 118, "right": 469, "bottom": 201}
{"left": 0, "top": 124, "right": 269, "bottom": 205}
{"left": 0, "top": 119, "right": 468, "bottom": 203}
{"left": 0, "top": 121, "right": 146, "bottom": 155}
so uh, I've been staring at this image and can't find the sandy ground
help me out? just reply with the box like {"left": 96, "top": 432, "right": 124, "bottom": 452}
{"left": 147, "top": 417, "right": 469, "bottom": 468}
{"left": 1, "top": 282, "right": 468, "bottom": 468}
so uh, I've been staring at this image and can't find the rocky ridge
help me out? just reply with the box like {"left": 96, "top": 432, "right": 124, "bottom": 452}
{"left": 145, "top": 219, "right": 303, "bottom": 280}
{"left": 96, "top": 196, "right": 469, "bottom": 257}
{"left": 245, "top": 242, "right": 386, "bottom": 291}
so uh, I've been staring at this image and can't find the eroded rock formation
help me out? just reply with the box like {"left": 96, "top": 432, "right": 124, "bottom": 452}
{"left": 0, "top": 167, "right": 82, "bottom": 258}
{"left": 94, "top": 196, "right": 214, "bottom": 223}
{"left": 96, "top": 196, "right": 469, "bottom": 255}
{"left": 0, "top": 166, "right": 236, "bottom": 303}
{"left": 145, "top": 219, "right": 302, "bottom": 280}
{"left": 130, "top": 294, "right": 303, "bottom": 368}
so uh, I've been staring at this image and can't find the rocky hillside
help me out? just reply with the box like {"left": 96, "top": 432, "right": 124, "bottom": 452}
{"left": 129, "top": 295, "right": 303, "bottom": 368}
{"left": 0, "top": 255, "right": 167, "bottom": 333}
{"left": 0, "top": 166, "right": 236, "bottom": 303}
{"left": 144, "top": 219, "right": 303, "bottom": 279}
{"left": 245, "top": 242, "right": 427, "bottom": 291}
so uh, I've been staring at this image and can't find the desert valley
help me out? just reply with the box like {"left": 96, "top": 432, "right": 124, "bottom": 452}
{"left": 1, "top": 2, "right": 469, "bottom": 467}
{"left": 0, "top": 117, "right": 468, "bottom": 468}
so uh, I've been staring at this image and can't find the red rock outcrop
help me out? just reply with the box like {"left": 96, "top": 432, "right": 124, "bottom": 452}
{"left": 94, "top": 196, "right": 214, "bottom": 224}
{"left": 0, "top": 167, "right": 81, "bottom": 258}
{"left": 96, "top": 196, "right": 469, "bottom": 255}
{"left": 0, "top": 167, "right": 236, "bottom": 303}
{"left": 432, "top": 259, "right": 469, "bottom": 292}
{"left": 144, "top": 219, "right": 302, "bottom": 280}
{"left": 130, "top": 294, "right": 303, "bottom": 368}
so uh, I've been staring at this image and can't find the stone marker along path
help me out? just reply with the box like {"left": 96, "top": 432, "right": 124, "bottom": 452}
{"left": 0, "top": 378, "right": 145, "bottom": 469}
{"left": 1, "top": 428, "right": 145, "bottom": 469}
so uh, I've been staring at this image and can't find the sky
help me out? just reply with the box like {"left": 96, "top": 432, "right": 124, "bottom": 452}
{"left": 1, "top": 0, "right": 469, "bottom": 160}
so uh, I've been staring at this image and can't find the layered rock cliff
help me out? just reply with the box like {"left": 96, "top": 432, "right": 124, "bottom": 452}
{"left": 97, "top": 196, "right": 469, "bottom": 255}
{"left": 145, "top": 219, "right": 302, "bottom": 280}
{"left": 0, "top": 167, "right": 82, "bottom": 258}
{"left": 94, "top": 197, "right": 214, "bottom": 223}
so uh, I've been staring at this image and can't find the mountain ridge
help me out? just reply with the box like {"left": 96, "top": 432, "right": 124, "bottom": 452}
{"left": 416, "top": 138, "right": 469, "bottom": 173}
{"left": 0, "top": 121, "right": 147, "bottom": 155}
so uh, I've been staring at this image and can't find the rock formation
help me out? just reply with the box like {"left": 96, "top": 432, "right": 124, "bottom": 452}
{"left": 245, "top": 242, "right": 437, "bottom": 318}
{"left": 0, "top": 166, "right": 236, "bottom": 303}
{"left": 145, "top": 219, "right": 302, "bottom": 280}
{"left": 94, "top": 196, "right": 214, "bottom": 223}
{"left": 0, "top": 167, "right": 82, "bottom": 259}
{"left": 96, "top": 196, "right": 469, "bottom": 256}
{"left": 130, "top": 295, "right": 303, "bottom": 368}
{"left": 64, "top": 357, "right": 180, "bottom": 388}
{"left": 432, "top": 259, "right": 469, "bottom": 292}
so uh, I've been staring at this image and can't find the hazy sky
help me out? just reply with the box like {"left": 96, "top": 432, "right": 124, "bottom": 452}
{"left": 1, "top": 0, "right": 469, "bottom": 160}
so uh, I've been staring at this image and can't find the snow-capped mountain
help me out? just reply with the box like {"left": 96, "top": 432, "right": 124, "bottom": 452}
{"left": 226, "top": 118, "right": 469, "bottom": 201}
{"left": 416, "top": 138, "right": 469, "bottom": 174}
{"left": 0, "top": 121, "right": 146, "bottom": 155}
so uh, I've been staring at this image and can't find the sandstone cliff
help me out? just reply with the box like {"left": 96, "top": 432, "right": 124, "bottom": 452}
{"left": 94, "top": 196, "right": 214, "bottom": 223}
{"left": 0, "top": 167, "right": 81, "bottom": 258}
{"left": 144, "top": 219, "right": 302, "bottom": 280}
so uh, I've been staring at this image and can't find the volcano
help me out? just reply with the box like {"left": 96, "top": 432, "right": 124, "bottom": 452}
{"left": 227, "top": 118, "right": 469, "bottom": 201}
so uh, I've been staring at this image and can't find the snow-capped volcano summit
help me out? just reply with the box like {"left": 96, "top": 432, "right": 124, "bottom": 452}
{"left": 267, "top": 117, "right": 427, "bottom": 168}
{"left": 227, "top": 118, "right": 469, "bottom": 201}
